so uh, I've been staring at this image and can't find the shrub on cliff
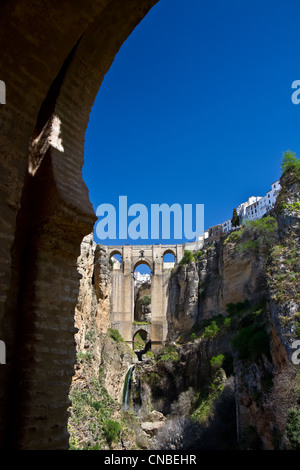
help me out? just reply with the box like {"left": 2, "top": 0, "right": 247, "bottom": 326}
{"left": 231, "top": 323, "right": 270, "bottom": 361}
{"left": 179, "top": 250, "right": 195, "bottom": 265}
{"left": 236, "top": 216, "right": 278, "bottom": 255}
{"left": 281, "top": 150, "right": 300, "bottom": 179}
{"left": 210, "top": 354, "right": 225, "bottom": 369}
{"left": 224, "top": 228, "right": 243, "bottom": 245}
{"left": 226, "top": 300, "right": 250, "bottom": 316}
{"left": 103, "top": 419, "right": 122, "bottom": 447}
{"left": 203, "top": 321, "right": 219, "bottom": 339}
{"left": 157, "top": 345, "right": 180, "bottom": 362}
{"left": 108, "top": 328, "right": 125, "bottom": 343}
{"left": 286, "top": 408, "right": 300, "bottom": 450}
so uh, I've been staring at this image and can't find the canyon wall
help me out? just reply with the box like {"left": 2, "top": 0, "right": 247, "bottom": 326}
{"left": 162, "top": 168, "right": 300, "bottom": 449}
{"left": 73, "top": 235, "right": 136, "bottom": 402}
{"left": 68, "top": 167, "right": 299, "bottom": 450}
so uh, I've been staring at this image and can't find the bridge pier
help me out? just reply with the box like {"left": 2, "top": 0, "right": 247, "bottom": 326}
{"left": 107, "top": 244, "right": 185, "bottom": 350}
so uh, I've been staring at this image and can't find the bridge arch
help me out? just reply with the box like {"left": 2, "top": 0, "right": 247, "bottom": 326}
{"left": 162, "top": 248, "right": 176, "bottom": 258}
{"left": 133, "top": 328, "right": 152, "bottom": 361}
{"left": 132, "top": 258, "right": 153, "bottom": 274}
{"left": 133, "top": 328, "right": 150, "bottom": 345}
{"left": 109, "top": 249, "right": 122, "bottom": 258}
{"left": 162, "top": 249, "right": 176, "bottom": 264}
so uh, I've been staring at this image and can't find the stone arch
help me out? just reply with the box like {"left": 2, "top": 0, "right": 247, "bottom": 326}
{"left": 132, "top": 258, "right": 153, "bottom": 274}
{"left": 162, "top": 248, "right": 176, "bottom": 262}
{"left": 0, "top": 0, "right": 159, "bottom": 450}
{"left": 109, "top": 249, "right": 122, "bottom": 258}
{"left": 109, "top": 249, "right": 122, "bottom": 264}
{"left": 132, "top": 328, "right": 151, "bottom": 350}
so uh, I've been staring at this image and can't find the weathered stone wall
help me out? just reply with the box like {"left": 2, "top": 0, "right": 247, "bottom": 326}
{"left": 0, "top": 0, "right": 158, "bottom": 450}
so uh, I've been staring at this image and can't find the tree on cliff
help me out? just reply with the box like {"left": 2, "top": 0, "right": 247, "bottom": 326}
{"left": 231, "top": 208, "right": 240, "bottom": 228}
{"left": 281, "top": 150, "right": 300, "bottom": 179}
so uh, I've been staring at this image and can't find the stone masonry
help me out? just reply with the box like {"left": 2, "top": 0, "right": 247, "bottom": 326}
{"left": 106, "top": 244, "right": 185, "bottom": 351}
{"left": 0, "top": 0, "right": 158, "bottom": 450}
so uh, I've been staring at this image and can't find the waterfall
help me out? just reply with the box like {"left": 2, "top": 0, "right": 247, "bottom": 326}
{"left": 123, "top": 365, "right": 134, "bottom": 411}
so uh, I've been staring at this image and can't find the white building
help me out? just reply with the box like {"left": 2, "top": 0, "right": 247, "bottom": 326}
{"left": 221, "top": 218, "right": 232, "bottom": 234}
{"left": 111, "top": 255, "right": 121, "bottom": 270}
{"left": 244, "top": 181, "right": 281, "bottom": 222}
{"left": 237, "top": 196, "right": 262, "bottom": 220}
{"left": 202, "top": 179, "right": 281, "bottom": 241}
{"left": 134, "top": 272, "right": 151, "bottom": 284}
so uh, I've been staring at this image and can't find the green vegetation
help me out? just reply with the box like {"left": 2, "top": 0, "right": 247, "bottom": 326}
{"left": 133, "top": 332, "right": 146, "bottom": 350}
{"left": 189, "top": 302, "right": 256, "bottom": 343}
{"left": 210, "top": 354, "right": 225, "bottom": 369}
{"left": 224, "top": 229, "right": 243, "bottom": 245}
{"left": 179, "top": 250, "right": 195, "bottom": 265}
{"left": 231, "top": 323, "right": 270, "bottom": 361}
{"left": 268, "top": 239, "right": 300, "bottom": 306}
{"left": 226, "top": 299, "right": 250, "bottom": 317}
{"left": 195, "top": 250, "right": 203, "bottom": 260}
{"left": 145, "top": 350, "right": 154, "bottom": 358}
{"left": 76, "top": 350, "right": 94, "bottom": 363}
{"left": 223, "top": 317, "right": 231, "bottom": 328}
{"left": 236, "top": 216, "right": 278, "bottom": 255}
{"left": 280, "top": 150, "right": 300, "bottom": 178}
{"left": 157, "top": 345, "right": 180, "bottom": 362}
{"left": 286, "top": 408, "right": 300, "bottom": 450}
{"left": 188, "top": 300, "right": 267, "bottom": 347}
{"left": 69, "top": 376, "right": 129, "bottom": 450}
{"left": 108, "top": 328, "right": 125, "bottom": 343}
{"left": 132, "top": 321, "right": 151, "bottom": 326}
{"left": 190, "top": 354, "right": 225, "bottom": 424}
{"left": 203, "top": 320, "right": 219, "bottom": 339}
{"left": 139, "top": 294, "right": 151, "bottom": 306}
{"left": 280, "top": 201, "right": 300, "bottom": 213}
{"left": 236, "top": 239, "right": 259, "bottom": 253}
{"left": 148, "top": 372, "right": 160, "bottom": 387}
{"left": 231, "top": 208, "right": 240, "bottom": 228}
{"left": 224, "top": 215, "right": 278, "bottom": 256}
{"left": 85, "top": 329, "right": 95, "bottom": 343}
{"left": 190, "top": 332, "right": 199, "bottom": 341}
{"left": 275, "top": 150, "right": 300, "bottom": 222}
{"left": 103, "top": 420, "right": 122, "bottom": 447}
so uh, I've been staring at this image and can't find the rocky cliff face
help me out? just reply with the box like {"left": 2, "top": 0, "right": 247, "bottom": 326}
{"left": 162, "top": 167, "right": 300, "bottom": 450}
{"left": 69, "top": 167, "right": 299, "bottom": 451}
{"left": 166, "top": 262, "right": 199, "bottom": 339}
{"left": 167, "top": 234, "right": 269, "bottom": 343}
{"left": 69, "top": 237, "right": 148, "bottom": 450}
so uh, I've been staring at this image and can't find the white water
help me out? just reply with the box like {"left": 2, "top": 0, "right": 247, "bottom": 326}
{"left": 123, "top": 365, "right": 134, "bottom": 411}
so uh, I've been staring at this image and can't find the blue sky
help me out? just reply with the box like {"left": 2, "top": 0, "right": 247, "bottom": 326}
{"left": 84, "top": 0, "right": 300, "bottom": 249}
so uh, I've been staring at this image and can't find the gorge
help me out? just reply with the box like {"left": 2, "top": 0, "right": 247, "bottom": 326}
{"left": 68, "top": 163, "right": 300, "bottom": 450}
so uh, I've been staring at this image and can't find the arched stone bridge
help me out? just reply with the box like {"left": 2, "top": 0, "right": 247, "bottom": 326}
{"left": 105, "top": 244, "right": 185, "bottom": 351}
